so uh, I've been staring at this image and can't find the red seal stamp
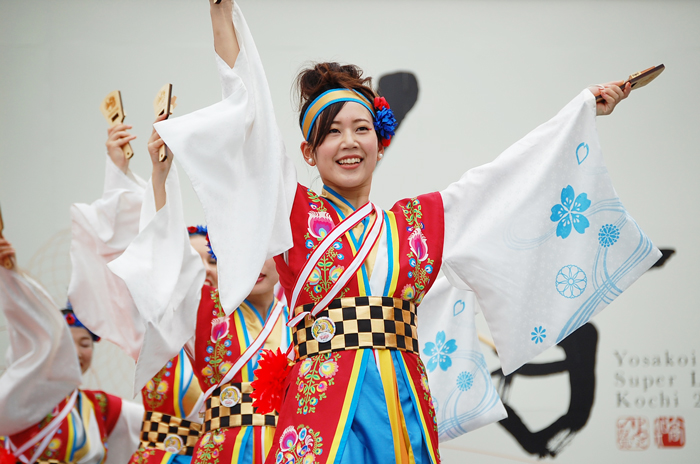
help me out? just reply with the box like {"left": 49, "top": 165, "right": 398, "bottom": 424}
{"left": 616, "top": 416, "right": 650, "bottom": 450}
{"left": 654, "top": 416, "right": 685, "bottom": 448}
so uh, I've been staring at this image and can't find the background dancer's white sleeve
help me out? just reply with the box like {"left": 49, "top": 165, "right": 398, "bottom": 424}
{"left": 440, "top": 89, "right": 661, "bottom": 375}
{"left": 109, "top": 164, "right": 204, "bottom": 394}
{"left": 418, "top": 276, "right": 507, "bottom": 441}
{"left": 0, "top": 267, "right": 82, "bottom": 435}
{"left": 104, "top": 398, "right": 143, "bottom": 464}
{"left": 154, "top": 3, "right": 297, "bottom": 316}
{"left": 68, "top": 155, "right": 146, "bottom": 360}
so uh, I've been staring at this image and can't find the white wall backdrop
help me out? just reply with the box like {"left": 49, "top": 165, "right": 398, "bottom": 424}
{"left": 1, "top": 1, "right": 698, "bottom": 462}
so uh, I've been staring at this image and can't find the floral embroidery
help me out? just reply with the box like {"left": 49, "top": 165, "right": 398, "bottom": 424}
{"left": 129, "top": 446, "right": 156, "bottom": 464}
{"left": 401, "top": 198, "right": 434, "bottom": 305}
{"left": 417, "top": 359, "right": 438, "bottom": 432}
{"left": 598, "top": 224, "right": 620, "bottom": 247}
{"left": 195, "top": 431, "right": 226, "bottom": 464}
{"left": 144, "top": 363, "right": 170, "bottom": 410}
{"left": 423, "top": 331, "right": 457, "bottom": 372}
{"left": 275, "top": 425, "right": 323, "bottom": 464}
{"left": 531, "top": 326, "right": 546, "bottom": 344}
{"left": 550, "top": 185, "right": 591, "bottom": 239}
{"left": 303, "top": 190, "right": 349, "bottom": 304}
{"left": 307, "top": 211, "right": 334, "bottom": 239}
{"left": 296, "top": 353, "right": 341, "bottom": 415}
{"left": 39, "top": 437, "right": 62, "bottom": 459}
{"left": 201, "top": 290, "right": 235, "bottom": 385}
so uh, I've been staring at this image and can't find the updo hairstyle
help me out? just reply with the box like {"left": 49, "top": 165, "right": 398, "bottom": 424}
{"left": 296, "top": 62, "right": 377, "bottom": 152}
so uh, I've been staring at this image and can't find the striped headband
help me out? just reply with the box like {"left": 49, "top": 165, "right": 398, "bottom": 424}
{"left": 300, "top": 89, "right": 375, "bottom": 141}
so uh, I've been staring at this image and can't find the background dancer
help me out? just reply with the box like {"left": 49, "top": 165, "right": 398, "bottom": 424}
{"left": 108, "top": 111, "right": 292, "bottom": 463}
{"left": 0, "top": 236, "right": 142, "bottom": 464}
{"left": 68, "top": 114, "right": 206, "bottom": 462}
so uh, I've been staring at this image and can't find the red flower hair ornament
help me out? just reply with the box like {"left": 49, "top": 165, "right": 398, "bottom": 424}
{"left": 250, "top": 348, "right": 294, "bottom": 415}
{"left": 373, "top": 97, "right": 397, "bottom": 147}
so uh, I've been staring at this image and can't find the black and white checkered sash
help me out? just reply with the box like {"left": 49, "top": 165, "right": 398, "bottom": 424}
{"left": 139, "top": 411, "right": 202, "bottom": 456}
{"left": 292, "top": 296, "right": 419, "bottom": 361}
{"left": 203, "top": 381, "right": 278, "bottom": 432}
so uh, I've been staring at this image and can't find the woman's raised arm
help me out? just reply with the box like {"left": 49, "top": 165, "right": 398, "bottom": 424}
{"left": 210, "top": 0, "right": 240, "bottom": 68}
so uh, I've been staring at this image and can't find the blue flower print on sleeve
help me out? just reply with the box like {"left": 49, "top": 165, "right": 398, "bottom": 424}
{"left": 531, "top": 326, "right": 546, "bottom": 344}
{"left": 423, "top": 331, "right": 458, "bottom": 372}
{"left": 456, "top": 371, "right": 474, "bottom": 392}
{"left": 550, "top": 185, "right": 591, "bottom": 239}
{"left": 598, "top": 224, "right": 620, "bottom": 247}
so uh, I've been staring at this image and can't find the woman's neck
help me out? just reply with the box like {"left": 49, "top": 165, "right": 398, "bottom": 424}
{"left": 246, "top": 291, "right": 274, "bottom": 320}
{"left": 324, "top": 183, "right": 371, "bottom": 210}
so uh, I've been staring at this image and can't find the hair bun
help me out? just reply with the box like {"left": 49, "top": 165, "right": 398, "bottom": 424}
{"left": 297, "top": 62, "right": 372, "bottom": 104}
{"left": 296, "top": 62, "right": 378, "bottom": 149}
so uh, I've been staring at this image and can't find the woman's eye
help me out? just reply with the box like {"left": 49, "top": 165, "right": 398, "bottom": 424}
{"left": 357, "top": 126, "right": 369, "bottom": 132}
{"left": 328, "top": 128, "right": 340, "bottom": 134}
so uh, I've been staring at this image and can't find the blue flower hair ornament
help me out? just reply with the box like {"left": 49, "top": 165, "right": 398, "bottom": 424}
{"left": 188, "top": 225, "right": 217, "bottom": 261}
{"left": 373, "top": 97, "right": 397, "bottom": 147}
{"left": 62, "top": 301, "right": 100, "bottom": 342}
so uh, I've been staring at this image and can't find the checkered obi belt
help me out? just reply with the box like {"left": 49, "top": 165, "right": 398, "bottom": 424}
{"left": 140, "top": 411, "right": 202, "bottom": 456}
{"left": 204, "top": 381, "right": 278, "bottom": 432}
{"left": 292, "top": 296, "right": 419, "bottom": 361}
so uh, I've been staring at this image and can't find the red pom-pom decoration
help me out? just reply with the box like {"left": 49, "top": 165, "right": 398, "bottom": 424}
{"left": 250, "top": 348, "right": 294, "bottom": 415}
{"left": 187, "top": 226, "right": 199, "bottom": 235}
{"left": 374, "top": 96, "right": 390, "bottom": 111}
{"left": 0, "top": 448, "right": 17, "bottom": 464}
{"left": 64, "top": 313, "right": 76, "bottom": 325}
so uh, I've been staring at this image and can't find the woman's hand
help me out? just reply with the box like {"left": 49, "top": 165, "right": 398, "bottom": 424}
{"left": 147, "top": 113, "right": 173, "bottom": 211}
{"left": 588, "top": 81, "right": 632, "bottom": 116}
{"left": 0, "top": 237, "right": 16, "bottom": 266}
{"left": 106, "top": 123, "right": 137, "bottom": 173}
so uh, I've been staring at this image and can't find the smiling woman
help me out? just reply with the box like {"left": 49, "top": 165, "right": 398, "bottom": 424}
{"left": 140, "top": 1, "right": 663, "bottom": 463}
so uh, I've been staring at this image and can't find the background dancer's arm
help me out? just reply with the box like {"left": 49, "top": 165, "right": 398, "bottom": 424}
{"left": 68, "top": 125, "right": 147, "bottom": 360}
{"left": 106, "top": 122, "right": 137, "bottom": 174}
{"left": 148, "top": 112, "right": 172, "bottom": 212}
{"left": 109, "top": 114, "right": 204, "bottom": 393}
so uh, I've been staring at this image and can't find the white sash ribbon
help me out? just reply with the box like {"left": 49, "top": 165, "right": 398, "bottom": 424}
{"left": 201, "top": 299, "right": 286, "bottom": 402}
{"left": 8, "top": 390, "right": 79, "bottom": 464}
{"left": 287, "top": 202, "right": 384, "bottom": 327}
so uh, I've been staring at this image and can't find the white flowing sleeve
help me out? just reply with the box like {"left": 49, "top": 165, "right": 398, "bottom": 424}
{"left": 0, "top": 267, "right": 82, "bottom": 435}
{"left": 154, "top": 3, "right": 297, "bottom": 315}
{"left": 68, "top": 155, "right": 146, "bottom": 361}
{"left": 440, "top": 89, "right": 661, "bottom": 375}
{"left": 417, "top": 276, "right": 507, "bottom": 441}
{"left": 104, "top": 399, "right": 143, "bottom": 464}
{"left": 108, "top": 164, "right": 205, "bottom": 394}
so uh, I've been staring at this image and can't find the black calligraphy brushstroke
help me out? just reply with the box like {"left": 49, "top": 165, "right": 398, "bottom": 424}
{"left": 651, "top": 248, "right": 675, "bottom": 269}
{"left": 492, "top": 323, "right": 598, "bottom": 458}
{"left": 377, "top": 72, "right": 419, "bottom": 132}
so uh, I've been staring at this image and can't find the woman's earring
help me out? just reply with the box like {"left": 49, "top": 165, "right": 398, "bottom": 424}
{"left": 378, "top": 153, "right": 384, "bottom": 160}
{"left": 307, "top": 157, "right": 316, "bottom": 166}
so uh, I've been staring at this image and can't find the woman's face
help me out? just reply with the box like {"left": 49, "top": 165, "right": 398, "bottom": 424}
{"left": 248, "top": 258, "right": 279, "bottom": 297}
{"left": 70, "top": 327, "right": 93, "bottom": 374}
{"left": 303, "top": 102, "right": 383, "bottom": 198}
{"left": 190, "top": 234, "right": 218, "bottom": 288}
